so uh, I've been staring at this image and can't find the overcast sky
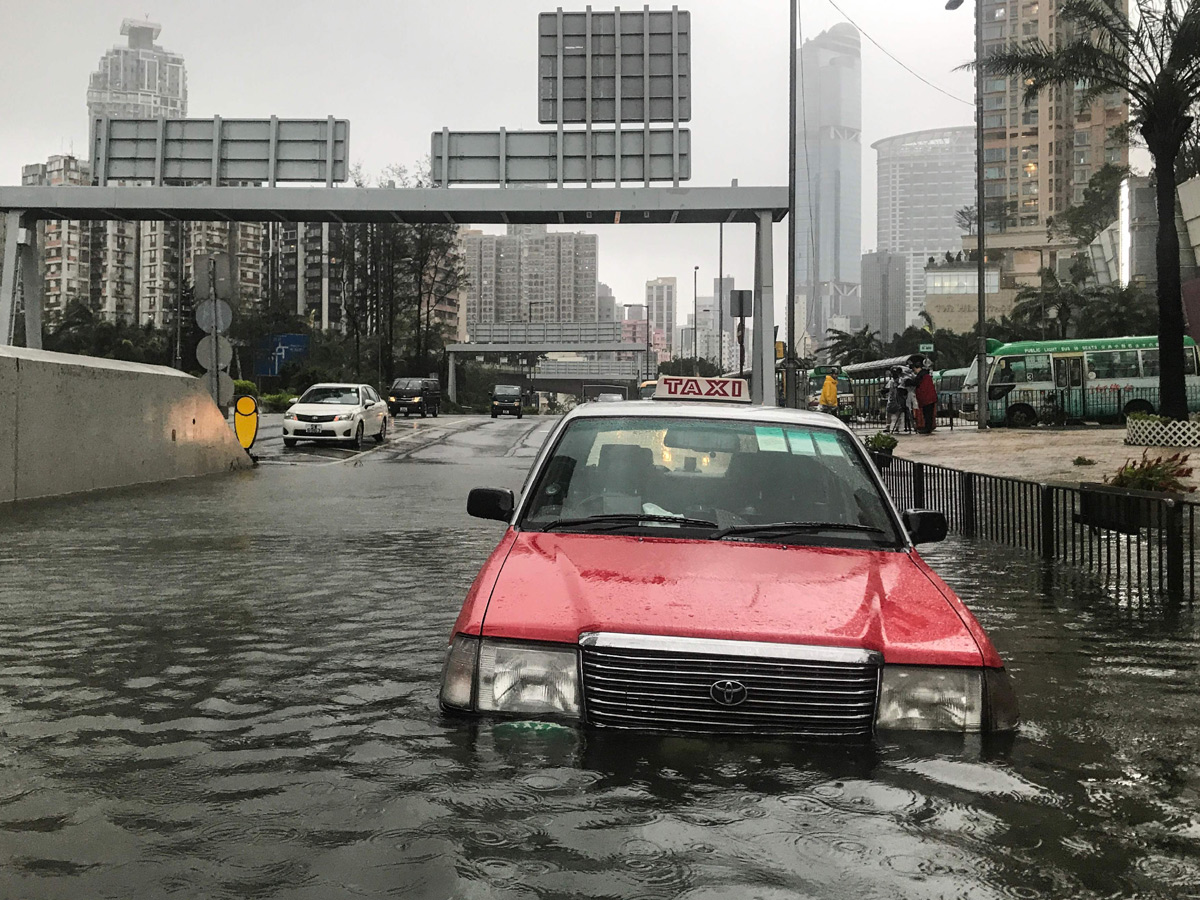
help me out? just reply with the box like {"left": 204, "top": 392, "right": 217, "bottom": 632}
{"left": 0, "top": 0, "right": 980, "bottom": 337}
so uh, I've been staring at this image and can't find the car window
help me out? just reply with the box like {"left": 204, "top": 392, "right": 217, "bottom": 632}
{"left": 392, "top": 379, "right": 422, "bottom": 391}
{"left": 364, "top": 387, "right": 379, "bottom": 403}
{"left": 521, "top": 415, "right": 900, "bottom": 546}
{"left": 494, "top": 386, "right": 521, "bottom": 398}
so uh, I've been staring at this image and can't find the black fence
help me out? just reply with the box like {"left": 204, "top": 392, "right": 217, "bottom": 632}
{"left": 873, "top": 453, "right": 1198, "bottom": 603}
{"left": 834, "top": 383, "right": 964, "bottom": 434}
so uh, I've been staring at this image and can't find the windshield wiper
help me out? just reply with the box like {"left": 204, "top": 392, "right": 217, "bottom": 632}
{"left": 538, "top": 513, "right": 717, "bottom": 533}
{"left": 711, "top": 521, "right": 889, "bottom": 541}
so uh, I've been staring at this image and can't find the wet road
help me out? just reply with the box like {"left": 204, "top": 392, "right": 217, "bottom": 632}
{"left": 1, "top": 415, "right": 1198, "bottom": 899}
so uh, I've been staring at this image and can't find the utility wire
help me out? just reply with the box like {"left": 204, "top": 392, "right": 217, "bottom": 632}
{"left": 821, "top": 0, "right": 974, "bottom": 106}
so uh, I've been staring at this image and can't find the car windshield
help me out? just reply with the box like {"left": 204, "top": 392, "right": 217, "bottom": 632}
{"left": 299, "top": 386, "right": 360, "bottom": 405}
{"left": 494, "top": 386, "right": 521, "bottom": 398}
{"left": 392, "top": 379, "right": 422, "bottom": 391}
{"left": 521, "top": 415, "right": 902, "bottom": 547}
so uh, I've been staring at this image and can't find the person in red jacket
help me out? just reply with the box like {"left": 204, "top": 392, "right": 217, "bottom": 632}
{"left": 912, "top": 358, "right": 938, "bottom": 434}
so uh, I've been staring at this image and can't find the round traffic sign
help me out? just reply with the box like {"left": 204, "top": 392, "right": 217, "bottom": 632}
{"left": 196, "top": 298, "right": 233, "bottom": 334}
{"left": 197, "top": 334, "right": 233, "bottom": 370}
{"left": 214, "top": 371, "right": 236, "bottom": 406}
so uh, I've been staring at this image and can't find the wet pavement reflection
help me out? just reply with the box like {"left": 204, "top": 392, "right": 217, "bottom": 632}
{"left": 0, "top": 416, "right": 1197, "bottom": 899}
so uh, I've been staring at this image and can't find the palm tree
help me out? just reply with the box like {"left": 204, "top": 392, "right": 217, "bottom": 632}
{"left": 822, "top": 325, "right": 882, "bottom": 366}
{"left": 1010, "top": 268, "right": 1085, "bottom": 340}
{"left": 979, "top": 0, "right": 1200, "bottom": 419}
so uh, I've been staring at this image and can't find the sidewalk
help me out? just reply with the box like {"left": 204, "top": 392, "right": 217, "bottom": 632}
{"left": 888, "top": 425, "right": 1200, "bottom": 491}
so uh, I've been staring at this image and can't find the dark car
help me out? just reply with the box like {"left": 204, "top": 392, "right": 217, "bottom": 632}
{"left": 491, "top": 384, "right": 523, "bottom": 419}
{"left": 388, "top": 377, "right": 441, "bottom": 418}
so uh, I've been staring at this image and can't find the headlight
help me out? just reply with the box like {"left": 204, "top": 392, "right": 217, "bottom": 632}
{"left": 479, "top": 639, "right": 580, "bottom": 716}
{"left": 283, "top": 412, "right": 297, "bottom": 420}
{"left": 876, "top": 666, "right": 983, "bottom": 732}
{"left": 440, "top": 635, "right": 581, "bottom": 717}
{"left": 493, "top": 401, "right": 500, "bottom": 406}
{"left": 388, "top": 396, "right": 396, "bottom": 402}
{"left": 334, "top": 413, "right": 355, "bottom": 421}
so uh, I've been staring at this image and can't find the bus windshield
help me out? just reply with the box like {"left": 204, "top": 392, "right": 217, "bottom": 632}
{"left": 962, "top": 358, "right": 990, "bottom": 389}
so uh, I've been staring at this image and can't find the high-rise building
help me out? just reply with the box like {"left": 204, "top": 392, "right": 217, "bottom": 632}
{"left": 20, "top": 156, "right": 92, "bottom": 326}
{"left": 459, "top": 225, "right": 598, "bottom": 330}
{"left": 597, "top": 282, "right": 617, "bottom": 322}
{"left": 795, "top": 23, "right": 862, "bottom": 341}
{"left": 645, "top": 277, "right": 677, "bottom": 356}
{"left": 83, "top": 20, "right": 189, "bottom": 326}
{"left": 860, "top": 250, "right": 908, "bottom": 343}
{"left": 873, "top": 127, "right": 976, "bottom": 326}
{"left": 966, "top": 0, "right": 1130, "bottom": 285}
{"left": 712, "top": 276, "right": 736, "bottom": 370}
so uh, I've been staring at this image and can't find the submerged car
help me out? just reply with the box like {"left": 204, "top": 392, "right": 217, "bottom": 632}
{"left": 282, "top": 382, "right": 388, "bottom": 449}
{"left": 441, "top": 377, "right": 1017, "bottom": 738}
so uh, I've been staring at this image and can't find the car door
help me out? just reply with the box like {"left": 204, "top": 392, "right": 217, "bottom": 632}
{"left": 364, "top": 386, "right": 384, "bottom": 429}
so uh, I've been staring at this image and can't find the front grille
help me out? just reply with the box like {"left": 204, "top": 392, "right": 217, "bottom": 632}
{"left": 579, "top": 633, "right": 881, "bottom": 738}
{"left": 297, "top": 413, "right": 336, "bottom": 423}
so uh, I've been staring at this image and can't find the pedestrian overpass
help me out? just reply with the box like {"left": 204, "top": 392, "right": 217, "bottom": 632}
{"left": 0, "top": 183, "right": 788, "bottom": 404}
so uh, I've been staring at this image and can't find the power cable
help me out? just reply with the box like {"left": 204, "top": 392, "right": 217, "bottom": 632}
{"left": 821, "top": 0, "right": 974, "bottom": 106}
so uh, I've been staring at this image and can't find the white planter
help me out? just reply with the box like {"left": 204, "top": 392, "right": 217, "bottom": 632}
{"left": 1125, "top": 417, "right": 1200, "bottom": 448}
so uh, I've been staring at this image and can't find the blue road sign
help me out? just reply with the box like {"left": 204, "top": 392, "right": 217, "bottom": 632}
{"left": 255, "top": 334, "right": 310, "bottom": 377}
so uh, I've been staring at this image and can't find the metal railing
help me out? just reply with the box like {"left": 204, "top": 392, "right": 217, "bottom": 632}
{"left": 872, "top": 452, "right": 1198, "bottom": 602}
{"left": 834, "top": 384, "right": 963, "bottom": 434}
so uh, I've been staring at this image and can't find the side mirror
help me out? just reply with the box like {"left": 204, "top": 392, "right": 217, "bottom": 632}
{"left": 468, "top": 487, "right": 515, "bottom": 523}
{"left": 902, "top": 509, "right": 948, "bottom": 545}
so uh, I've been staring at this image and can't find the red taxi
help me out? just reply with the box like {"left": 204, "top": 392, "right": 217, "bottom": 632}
{"left": 441, "top": 377, "right": 1017, "bottom": 738}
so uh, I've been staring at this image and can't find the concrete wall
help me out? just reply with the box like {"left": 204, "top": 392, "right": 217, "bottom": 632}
{"left": 0, "top": 346, "right": 250, "bottom": 504}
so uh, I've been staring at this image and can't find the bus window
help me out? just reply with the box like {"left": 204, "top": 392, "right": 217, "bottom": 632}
{"left": 1142, "top": 347, "right": 1198, "bottom": 376}
{"left": 994, "top": 356, "right": 1023, "bottom": 383}
{"left": 1025, "top": 353, "right": 1052, "bottom": 383}
{"left": 1088, "top": 349, "right": 1140, "bottom": 380}
{"left": 1141, "top": 349, "right": 1159, "bottom": 377}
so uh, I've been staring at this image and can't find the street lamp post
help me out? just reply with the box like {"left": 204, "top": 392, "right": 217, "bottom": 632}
{"left": 947, "top": 0, "right": 988, "bottom": 430}
{"left": 693, "top": 265, "right": 700, "bottom": 374}
{"left": 624, "top": 303, "right": 651, "bottom": 384}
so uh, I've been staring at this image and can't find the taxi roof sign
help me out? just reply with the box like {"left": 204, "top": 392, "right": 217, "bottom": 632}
{"left": 654, "top": 375, "right": 752, "bottom": 403}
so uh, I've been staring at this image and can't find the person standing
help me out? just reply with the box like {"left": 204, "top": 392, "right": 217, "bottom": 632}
{"left": 885, "top": 366, "right": 907, "bottom": 434}
{"left": 913, "top": 359, "right": 938, "bottom": 434}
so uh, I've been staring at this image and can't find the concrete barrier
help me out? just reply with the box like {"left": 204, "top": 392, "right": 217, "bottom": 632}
{"left": 1, "top": 346, "right": 251, "bottom": 504}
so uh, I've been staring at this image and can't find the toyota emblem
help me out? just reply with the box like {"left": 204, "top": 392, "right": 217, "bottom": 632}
{"left": 709, "top": 679, "right": 748, "bottom": 707}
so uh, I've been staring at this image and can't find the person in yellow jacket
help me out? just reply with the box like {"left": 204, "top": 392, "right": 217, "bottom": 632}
{"left": 818, "top": 374, "right": 838, "bottom": 415}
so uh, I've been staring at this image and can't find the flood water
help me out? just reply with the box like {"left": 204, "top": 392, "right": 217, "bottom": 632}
{"left": 1, "top": 417, "right": 1198, "bottom": 899}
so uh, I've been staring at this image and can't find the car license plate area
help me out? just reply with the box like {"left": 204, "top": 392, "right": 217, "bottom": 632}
{"left": 305, "top": 425, "right": 324, "bottom": 434}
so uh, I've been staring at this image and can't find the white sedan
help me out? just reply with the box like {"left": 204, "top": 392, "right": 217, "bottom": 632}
{"left": 282, "top": 383, "right": 389, "bottom": 449}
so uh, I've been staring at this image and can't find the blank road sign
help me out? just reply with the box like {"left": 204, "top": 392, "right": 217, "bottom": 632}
{"left": 195, "top": 299, "right": 233, "bottom": 335}
{"left": 538, "top": 8, "right": 691, "bottom": 124}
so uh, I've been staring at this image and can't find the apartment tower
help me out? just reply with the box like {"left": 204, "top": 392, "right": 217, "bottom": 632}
{"left": 795, "top": 23, "right": 862, "bottom": 341}
{"left": 973, "top": 0, "right": 1129, "bottom": 282}
{"left": 873, "top": 127, "right": 976, "bottom": 326}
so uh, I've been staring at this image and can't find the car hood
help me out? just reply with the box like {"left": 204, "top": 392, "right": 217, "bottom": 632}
{"left": 480, "top": 532, "right": 984, "bottom": 665}
{"left": 288, "top": 402, "right": 361, "bottom": 416}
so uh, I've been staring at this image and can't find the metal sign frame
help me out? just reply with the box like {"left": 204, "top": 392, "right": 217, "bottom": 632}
{"left": 90, "top": 116, "right": 349, "bottom": 187}
{"left": 431, "top": 128, "right": 690, "bottom": 184}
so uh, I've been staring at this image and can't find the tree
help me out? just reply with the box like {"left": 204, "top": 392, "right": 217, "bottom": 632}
{"left": 1047, "top": 163, "right": 1129, "bottom": 246}
{"left": 659, "top": 357, "right": 721, "bottom": 377}
{"left": 980, "top": 0, "right": 1200, "bottom": 419}
{"left": 1010, "top": 267, "right": 1088, "bottom": 340}
{"left": 822, "top": 325, "right": 882, "bottom": 366}
{"left": 1074, "top": 281, "right": 1158, "bottom": 338}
